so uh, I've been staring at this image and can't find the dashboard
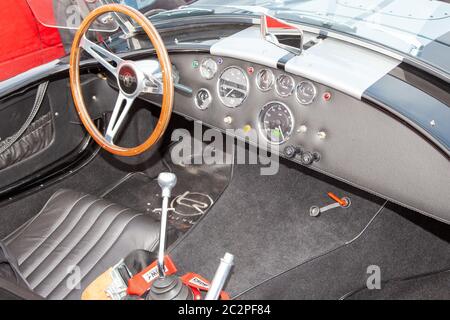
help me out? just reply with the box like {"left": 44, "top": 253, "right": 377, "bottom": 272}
{"left": 172, "top": 53, "right": 338, "bottom": 164}
{"left": 170, "top": 52, "right": 389, "bottom": 169}
{"left": 140, "top": 52, "right": 450, "bottom": 224}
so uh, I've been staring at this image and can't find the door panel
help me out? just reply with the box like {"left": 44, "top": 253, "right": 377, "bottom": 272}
{"left": 0, "top": 79, "right": 88, "bottom": 190}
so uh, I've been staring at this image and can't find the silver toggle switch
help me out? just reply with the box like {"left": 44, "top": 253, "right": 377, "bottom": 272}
{"left": 297, "top": 125, "right": 308, "bottom": 134}
{"left": 224, "top": 116, "right": 233, "bottom": 125}
{"left": 317, "top": 131, "right": 327, "bottom": 140}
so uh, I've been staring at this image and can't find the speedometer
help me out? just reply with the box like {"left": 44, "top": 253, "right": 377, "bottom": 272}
{"left": 259, "top": 102, "right": 294, "bottom": 145}
{"left": 218, "top": 66, "right": 249, "bottom": 108}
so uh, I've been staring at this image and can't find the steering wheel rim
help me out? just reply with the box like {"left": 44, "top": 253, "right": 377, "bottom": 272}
{"left": 69, "top": 4, "right": 174, "bottom": 157}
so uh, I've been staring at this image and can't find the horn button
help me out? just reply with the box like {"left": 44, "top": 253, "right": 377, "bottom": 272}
{"left": 118, "top": 64, "right": 139, "bottom": 95}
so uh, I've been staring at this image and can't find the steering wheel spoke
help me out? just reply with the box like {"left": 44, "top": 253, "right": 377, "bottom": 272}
{"left": 105, "top": 93, "right": 135, "bottom": 143}
{"left": 80, "top": 35, "right": 124, "bottom": 76}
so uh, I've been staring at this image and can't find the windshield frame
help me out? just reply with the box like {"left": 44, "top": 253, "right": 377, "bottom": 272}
{"left": 172, "top": 1, "right": 450, "bottom": 83}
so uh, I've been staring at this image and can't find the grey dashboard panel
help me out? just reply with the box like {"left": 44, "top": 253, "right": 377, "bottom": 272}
{"left": 364, "top": 74, "right": 450, "bottom": 151}
{"left": 167, "top": 53, "right": 450, "bottom": 224}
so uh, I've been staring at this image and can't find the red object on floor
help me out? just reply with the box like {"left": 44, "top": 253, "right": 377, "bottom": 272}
{"left": 0, "top": 0, "right": 65, "bottom": 81}
{"left": 127, "top": 255, "right": 178, "bottom": 296}
{"left": 180, "top": 272, "right": 230, "bottom": 300}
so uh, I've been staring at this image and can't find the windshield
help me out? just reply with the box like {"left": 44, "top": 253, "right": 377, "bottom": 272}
{"left": 27, "top": 0, "right": 119, "bottom": 31}
{"left": 186, "top": 0, "right": 450, "bottom": 76}
{"left": 26, "top": 0, "right": 193, "bottom": 31}
{"left": 27, "top": 0, "right": 450, "bottom": 76}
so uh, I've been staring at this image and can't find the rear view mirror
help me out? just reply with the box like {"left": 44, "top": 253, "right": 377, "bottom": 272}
{"left": 260, "top": 14, "right": 304, "bottom": 55}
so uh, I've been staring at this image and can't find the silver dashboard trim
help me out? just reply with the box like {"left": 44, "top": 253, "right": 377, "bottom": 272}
{"left": 210, "top": 26, "right": 402, "bottom": 99}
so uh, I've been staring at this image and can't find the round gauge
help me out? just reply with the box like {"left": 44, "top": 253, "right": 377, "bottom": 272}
{"left": 275, "top": 74, "right": 295, "bottom": 97}
{"left": 200, "top": 58, "right": 218, "bottom": 80}
{"left": 256, "top": 69, "right": 275, "bottom": 92}
{"left": 296, "top": 81, "right": 317, "bottom": 105}
{"left": 259, "top": 102, "right": 294, "bottom": 145}
{"left": 218, "top": 66, "right": 249, "bottom": 108}
{"left": 194, "top": 88, "right": 212, "bottom": 110}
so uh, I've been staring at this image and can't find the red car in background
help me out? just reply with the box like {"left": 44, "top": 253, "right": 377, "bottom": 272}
{"left": 0, "top": 0, "right": 193, "bottom": 82}
{"left": 0, "top": 0, "right": 65, "bottom": 81}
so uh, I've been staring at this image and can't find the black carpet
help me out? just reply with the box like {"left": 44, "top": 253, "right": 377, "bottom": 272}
{"left": 102, "top": 151, "right": 232, "bottom": 232}
{"left": 170, "top": 160, "right": 386, "bottom": 297}
{"left": 348, "top": 270, "right": 450, "bottom": 300}
{"left": 237, "top": 203, "right": 450, "bottom": 299}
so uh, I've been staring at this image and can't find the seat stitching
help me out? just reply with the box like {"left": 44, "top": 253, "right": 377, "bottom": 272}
{"left": 23, "top": 200, "right": 113, "bottom": 280}
{"left": 30, "top": 207, "right": 130, "bottom": 290}
{"left": 3, "top": 189, "right": 67, "bottom": 245}
{"left": 59, "top": 213, "right": 144, "bottom": 300}
{"left": 36, "top": 209, "right": 136, "bottom": 296}
{"left": 18, "top": 194, "right": 91, "bottom": 266}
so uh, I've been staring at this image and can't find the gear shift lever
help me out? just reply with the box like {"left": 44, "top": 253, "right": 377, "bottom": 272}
{"left": 156, "top": 172, "right": 177, "bottom": 278}
{"left": 147, "top": 172, "right": 193, "bottom": 300}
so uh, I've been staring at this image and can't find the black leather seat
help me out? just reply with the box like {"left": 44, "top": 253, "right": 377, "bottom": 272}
{"left": 1, "top": 189, "right": 160, "bottom": 299}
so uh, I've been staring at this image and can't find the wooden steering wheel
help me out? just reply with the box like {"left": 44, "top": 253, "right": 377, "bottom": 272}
{"left": 69, "top": 4, "right": 174, "bottom": 156}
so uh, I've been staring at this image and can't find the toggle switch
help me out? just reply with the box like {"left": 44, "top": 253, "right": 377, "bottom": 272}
{"left": 224, "top": 116, "right": 233, "bottom": 125}
{"left": 317, "top": 131, "right": 327, "bottom": 140}
{"left": 297, "top": 125, "right": 308, "bottom": 134}
{"left": 243, "top": 124, "right": 252, "bottom": 133}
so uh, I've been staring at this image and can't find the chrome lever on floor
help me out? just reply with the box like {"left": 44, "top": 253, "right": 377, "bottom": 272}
{"left": 156, "top": 172, "right": 177, "bottom": 278}
{"left": 205, "top": 253, "right": 234, "bottom": 300}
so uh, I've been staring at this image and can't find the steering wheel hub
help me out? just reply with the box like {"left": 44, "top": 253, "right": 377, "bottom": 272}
{"left": 118, "top": 63, "right": 140, "bottom": 95}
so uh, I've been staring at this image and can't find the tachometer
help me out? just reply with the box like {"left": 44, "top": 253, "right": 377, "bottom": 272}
{"left": 218, "top": 66, "right": 249, "bottom": 108}
{"left": 259, "top": 102, "right": 294, "bottom": 145}
{"left": 200, "top": 58, "right": 218, "bottom": 80}
{"left": 256, "top": 69, "right": 275, "bottom": 92}
{"left": 296, "top": 81, "right": 317, "bottom": 105}
{"left": 275, "top": 74, "right": 295, "bottom": 97}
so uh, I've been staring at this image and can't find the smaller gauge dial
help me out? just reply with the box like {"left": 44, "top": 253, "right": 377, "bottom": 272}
{"left": 276, "top": 74, "right": 295, "bottom": 97}
{"left": 256, "top": 69, "right": 275, "bottom": 91}
{"left": 259, "top": 102, "right": 294, "bottom": 145}
{"left": 200, "top": 58, "right": 218, "bottom": 80}
{"left": 194, "top": 88, "right": 212, "bottom": 110}
{"left": 218, "top": 66, "right": 249, "bottom": 108}
{"left": 296, "top": 81, "right": 317, "bottom": 105}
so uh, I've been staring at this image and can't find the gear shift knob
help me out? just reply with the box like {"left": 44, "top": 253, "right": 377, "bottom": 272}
{"left": 156, "top": 172, "right": 177, "bottom": 278}
{"left": 158, "top": 172, "right": 177, "bottom": 198}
